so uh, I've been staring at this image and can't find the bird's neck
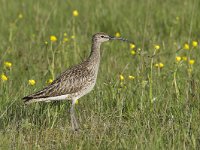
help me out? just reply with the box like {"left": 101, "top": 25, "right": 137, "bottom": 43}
{"left": 88, "top": 41, "right": 101, "bottom": 64}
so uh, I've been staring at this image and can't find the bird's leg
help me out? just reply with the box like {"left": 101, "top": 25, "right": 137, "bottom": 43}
{"left": 70, "top": 99, "right": 79, "bottom": 131}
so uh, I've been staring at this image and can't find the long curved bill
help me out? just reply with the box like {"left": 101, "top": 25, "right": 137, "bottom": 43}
{"left": 109, "top": 36, "right": 132, "bottom": 43}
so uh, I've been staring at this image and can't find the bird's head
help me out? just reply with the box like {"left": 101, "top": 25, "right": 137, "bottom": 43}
{"left": 92, "top": 32, "right": 131, "bottom": 44}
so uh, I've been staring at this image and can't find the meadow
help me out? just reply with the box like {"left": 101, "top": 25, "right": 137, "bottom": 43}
{"left": 0, "top": 0, "right": 200, "bottom": 149}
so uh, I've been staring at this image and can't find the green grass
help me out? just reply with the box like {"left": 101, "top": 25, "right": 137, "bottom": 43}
{"left": 1, "top": 0, "right": 200, "bottom": 149}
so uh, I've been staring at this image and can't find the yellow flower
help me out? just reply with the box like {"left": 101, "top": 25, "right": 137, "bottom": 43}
{"left": 119, "top": 74, "right": 124, "bottom": 81}
{"left": 183, "top": 43, "right": 189, "bottom": 50}
{"left": 1, "top": 74, "right": 8, "bottom": 81}
{"left": 189, "top": 59, "right": 195, "bottom": 65}
{"left": 154, "top": 44, "right": 160, "bottom": 50}
{"left": 159, "top": 63, "right": 164, "bottom": 68}
{"left": 155, "top": 63, "right": 164, "bottom": 68}
{"left": 46, "top": 79, "right": 53, "bottom": 84}
{"left": 182, "top": 56, "right": 187, "bottom": 61}
{"left": 50, "top": 35, "right": 57, "bottom": 42}
{"left": 18, "top": 13, "right": 23, "bottom": 19}
{"left": 128, "top": 75, "right": 135, "bottom": 80}
{"left": 75, "top": 99, "right": 79, "bottom": 105}
{"left": 115, "top": 32, "right": 120, "bottom": 38}
{"left": 130, "top": 43, "right": 136, "bottom": 49}
{"left": 130, "top": 50, "right": 136, "bottom": 56}
{"left": 4, "top": 61, "right": 12, "bottom": 68}
{"left": 63, "top": 37, "right": 69, "bottom": 42}
{"left": 28, "top": 79, "right": 36, "bottom": 86}
{"left": 73, "top": 10, "right": 79, "bottom": 17}
{"left": 192, "top": 41, "right": 198, "bottom": 47}
{"left": 155, "top": 63, "right": 159, "bottom": 67}
{"left": 71, "top": 35, "right": 75, "bottom": 39}
{"left": 63, "top": 33, "right": 67, "bottom": 36}
{"left": 176, "top": 56, "right": 181, "bottom": 62}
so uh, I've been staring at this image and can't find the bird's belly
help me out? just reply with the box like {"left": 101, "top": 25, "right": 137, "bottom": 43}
{"left": 74, "top": 80, "right": 96, "bottom": 100}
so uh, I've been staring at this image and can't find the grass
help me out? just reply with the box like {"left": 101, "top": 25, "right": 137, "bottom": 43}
{"left": 0, "top": 0, "right": 200, "bottom": 149}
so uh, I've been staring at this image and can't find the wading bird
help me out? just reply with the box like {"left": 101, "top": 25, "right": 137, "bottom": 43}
{"left": 23, "top": 32, "right": 130, "bottom": 131}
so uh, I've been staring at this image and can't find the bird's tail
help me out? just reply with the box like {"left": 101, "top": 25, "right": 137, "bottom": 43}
{"left": 23, "top": 96, "right": 36, "bottom": 104}
{"left": 22, "top": 87, "right": 50, "bottom": 104}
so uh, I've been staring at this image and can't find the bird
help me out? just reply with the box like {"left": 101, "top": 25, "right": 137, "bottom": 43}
{"left": 23, "top": 32, "right": 130, "bottom": 131}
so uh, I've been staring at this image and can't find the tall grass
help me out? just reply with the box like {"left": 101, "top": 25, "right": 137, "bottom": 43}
{"left": 0, "top": 0, "right": 200, "bottom": 149}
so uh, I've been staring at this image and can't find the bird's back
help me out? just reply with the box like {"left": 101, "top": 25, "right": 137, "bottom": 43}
{"left": 23, "top": 59, "right": 99, "bottom": 103}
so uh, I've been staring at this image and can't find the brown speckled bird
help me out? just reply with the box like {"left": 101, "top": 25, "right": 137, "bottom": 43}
{"left": 23, "top": 32, "right": 130, "bottom": 130}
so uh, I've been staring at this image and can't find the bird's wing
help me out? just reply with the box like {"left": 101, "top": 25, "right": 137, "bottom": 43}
{"left": 23, "top": 63, "right": 94, "bottom": 100}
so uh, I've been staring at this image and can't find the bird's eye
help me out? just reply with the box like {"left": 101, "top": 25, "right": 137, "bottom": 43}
{"left": 101, "top": 35, "right": 104, "bottom": 38}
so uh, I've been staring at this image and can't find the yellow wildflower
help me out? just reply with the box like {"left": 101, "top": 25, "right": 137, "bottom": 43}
{"left": 75, "top": 99, "right": 79, "bottom": 105}
{"left": 182, "top": 56, "right": 187, "bottom": 61}
{"left": 130, "top": 43, "right": 136, "bottom": 49}
{"left": 63, "top": 37, "right": 69, "bottom": 42}
{"left": 18, "top": 13, "right": 23, "bottom": 19}
{"left": 130, "top": 50, "right": 136, "bottom": 56}
{"left": 159, "top": 63, "right": 164, "bottom": 68}
{"left": 119, "top": 74, "right": 124, "bottom": 81}
{"left": 155, "top": 63, "right": 159, "bottom": 67}
{"left": 183, "top": 43, "right": 189, "bottom": 50}
{"left": 176, "top": 56, "right": 181, "bottom": 62}
{"left": 4, "top": 61, "right": 12, "bottom": 68}
{"left": 189, "top": 59, "right": 195, "bottom": 65}
{"left": 192, "top": 41, "right": 198, "bottom": 47}
{"left": 73, "top": 10, "right": 79, "bottom": 17}
{"left": 155, "top": 63, "right": 164, "bottom": 68}
{"left": 71, "top": 35, "right": 75, "bottom": 39}
{"left": 46, "top": 79, "right": 53, "bottom": 84}
{"left": 63, "top": 33, "right": 67, "bottom": 36}
{"left": 115, "top": 32, "right": 120, "bottom": 38}
{"left": 28, "top": 79, "right": 36, "bottom": 86}
{"left": 1, "top": 74, "right": 8, "bottom": 81}
{"left": 50, "top": 35, "right": 57, "bottom": 42}
{"left": 128, "top": 75, "right": 135, "bottom": 80}
{"left": 154, "top": 44, "right": 160, "bottom": 50}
